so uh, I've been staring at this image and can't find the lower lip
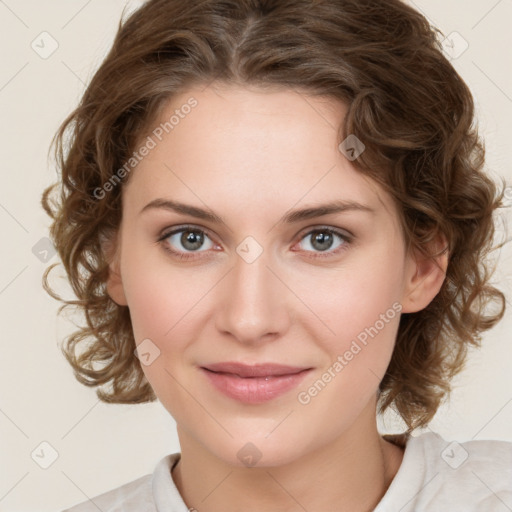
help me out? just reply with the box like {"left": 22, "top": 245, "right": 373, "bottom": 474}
{"left": 201, "top": 368, "right": 311, "bottom": 404}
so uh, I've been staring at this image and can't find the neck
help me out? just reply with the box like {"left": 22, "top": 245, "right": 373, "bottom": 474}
{"left": 171, "top": 404, "right": 404, "bottom": 512}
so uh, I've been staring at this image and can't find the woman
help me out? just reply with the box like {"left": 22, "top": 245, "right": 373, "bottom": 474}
{"left": 43, "top": 1, "right": 512, "bottom": 510}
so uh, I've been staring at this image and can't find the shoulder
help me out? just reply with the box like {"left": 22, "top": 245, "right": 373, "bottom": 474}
{"left": 61, "top": 453, "right": 181, "bottom": 512}
{"left": 376, "top": 432, "right": 512, "bottom": 512}
{"left": 415, "top": 432, "right": 512, "bottom": 488}
{"left": 61, "top": 473, "right": 153, "bottom": 512}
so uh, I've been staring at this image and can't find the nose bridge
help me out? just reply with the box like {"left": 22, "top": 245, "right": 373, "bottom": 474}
{"left": 215, "top": 243, "right": 289, "bottom": 344}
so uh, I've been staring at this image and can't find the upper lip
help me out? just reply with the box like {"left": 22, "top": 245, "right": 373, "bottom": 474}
{"left": 201, "top": 362, "right": 311, "bottom": 378}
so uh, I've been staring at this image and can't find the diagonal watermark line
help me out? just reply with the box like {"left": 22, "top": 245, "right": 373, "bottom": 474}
{"left": 0, "top": 407, "right": 29, "bottom": 438}
{"left": 0, "top": 1, "right": 29, "bottom": 28}
{"left": 472, "top": 61, "right": 512, "bottom": 105}
{"left": 409, "top": 0, "right": 441, "bottom": 29}
{"left": 264, "top": 265, "right": 336, "bottom": 335}
{"left": 61, "top": 60, "right": 86, "bottom": 86}
{"left": 164, "top": 267, "right": 234, "bottom": 336}
{"left": 61, "top": 399, "right": 101, "bottom": 439}
{"left": 0, "top": 201, "right": 29, "bottom": 233}
{"left": 200, "top": 470, "right": 233, "bottom": 503}
{"left": 471, "top": 397, "right": 512, "bottom": 440}
{"left": 0, "top": 62, "right": 29, "bottom": 93}
{"left": 471, "top": 471, "right": 512, "bottom": 511}
{"left": 163, "top": 367, "right": 233, "bottom": 438}
{"left": 265, "top": 409, "right": 294, "bottom": 438}
{"left": 199, "top": 70, "right": 224, "bottom": 95}
{"left": 266, "top": 165, "right": 336, "bottom": 234}
{"left": 61, "top": 61, "right": 110, "bottom": 96}
{"left": 265, "top": 470, "right": 310, "bottom": 512}
{"left": 61, "top": 0, "right": 93, "bottom": 29}
{"left": 291, "top": 85, "right": 336, "bottom": 131}
{"left": 398, "top": 472, "right": 440, "bottom": 511}
{"left": 163, "top": 163, "right": 233, "bottom": 234}
{"left": 0, "top": 265, "right": 28, "bottom": 295}
{"left": 0, "top": 472, "right": 29, "bottom": 504}
{"left": 61, "top": 471, "right": 103, "bottom": 512}
{"left": 367, "top": 367, "right": 381, "bottom": 383}
{"left": 472, "top": 0, "right": 505, "bottom": 30}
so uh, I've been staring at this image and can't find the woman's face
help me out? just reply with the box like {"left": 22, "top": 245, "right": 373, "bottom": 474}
{"left": 108, "top": 83, "right": 426, "bottom": 467}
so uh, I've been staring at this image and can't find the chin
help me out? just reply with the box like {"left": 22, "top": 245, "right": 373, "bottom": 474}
{"left": 201, "top": 428, "right": 315, "bottom": 470}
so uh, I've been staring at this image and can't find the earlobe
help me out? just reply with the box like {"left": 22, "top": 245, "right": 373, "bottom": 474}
{"left": 401, "top": 234, "right": 449, "bottom": 314}
{"left": 101, "top": 231, "right": 128, "bottom": 306}
{"left": 106, "top": 264, "right": 128, "bottom": 306}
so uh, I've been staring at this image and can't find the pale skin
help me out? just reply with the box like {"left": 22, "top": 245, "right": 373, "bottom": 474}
{"left": 106, "top": 82, "right": 448, "bottom": 512}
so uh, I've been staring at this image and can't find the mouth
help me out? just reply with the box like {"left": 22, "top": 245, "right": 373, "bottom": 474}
{"left": 199, "top": 362, "right": 312, "bottom": 403}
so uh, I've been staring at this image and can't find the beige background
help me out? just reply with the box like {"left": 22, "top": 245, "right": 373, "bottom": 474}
{"left": 0, "top": 1, "right": 511, "bottom": 510}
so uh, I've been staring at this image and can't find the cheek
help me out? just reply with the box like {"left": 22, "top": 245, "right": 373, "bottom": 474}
{"left": 122, "top": 260, "right": 202, "bottom": 414}
{"left": 307, "top": 253, "right": 404, "bottom": 387}
{"left": 314, "top": 259, "right": 403, "bottom": 343}
{"left": 122, "top": 275, "right": 172, "bottom": 343}
{"left": 295, "top": 286, "right": 401, "bottom": 429}
{"left": 121, "top": 247, "right": 208, "bottom": 342}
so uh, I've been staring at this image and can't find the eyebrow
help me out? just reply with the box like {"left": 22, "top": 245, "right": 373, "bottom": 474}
{"left": 139, "top": 198, "right": 376, "bottom": 224}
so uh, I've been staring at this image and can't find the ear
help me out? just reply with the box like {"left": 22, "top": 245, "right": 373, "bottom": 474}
{"left": 400, "top": 233, "right": 449, "bottom": 314}
{"left": 101, "top": 231, "right": 128, "bottom": 306}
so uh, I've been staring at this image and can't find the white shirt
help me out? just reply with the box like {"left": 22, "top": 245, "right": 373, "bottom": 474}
{"left": 62, "top": 432, "right": 512, "bottom": 511}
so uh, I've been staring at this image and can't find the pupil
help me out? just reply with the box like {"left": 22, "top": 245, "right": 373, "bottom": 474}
{"left": 312, "top": 231, "right": 333, "bottom": 251}
{"left": 182, "top": 230, "right": 203, "bottom": 250}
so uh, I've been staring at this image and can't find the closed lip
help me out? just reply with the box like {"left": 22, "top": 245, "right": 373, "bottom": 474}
{"left": 200, "top": 362, "right": 312, "bottom": 378}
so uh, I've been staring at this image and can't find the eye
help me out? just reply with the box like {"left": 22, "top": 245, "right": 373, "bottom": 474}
{"left": 158, "top": 225, "right": 217, "bottom": 259}
{"left": 158, "top": 225, "right": 352, "bottom": 261}
{"left": 294, "top": 227, "right": 352, "bottom": 258}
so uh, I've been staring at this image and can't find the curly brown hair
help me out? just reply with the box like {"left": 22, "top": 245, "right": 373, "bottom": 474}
{"left": 42, "top": 0, "right": 508, "bottom": 431}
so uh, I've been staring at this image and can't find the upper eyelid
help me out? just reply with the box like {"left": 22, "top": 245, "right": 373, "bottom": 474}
{"left": 296, "top": 225, "right": 353, "bottom": 239}
{"left": 159, "top": 224, "right": 217, "bottom": 243}
{"left": 159, "top": 224, "right": 352, "bottom": 248}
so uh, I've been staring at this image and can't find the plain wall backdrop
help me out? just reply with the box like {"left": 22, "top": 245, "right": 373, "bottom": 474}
{"left": 0, "top": 1, "right": 511, "bottom": 511}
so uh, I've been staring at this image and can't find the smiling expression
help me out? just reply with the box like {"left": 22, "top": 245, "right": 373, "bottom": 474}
{"left": 106, "top": 82, "right": 433, "bottom": 467}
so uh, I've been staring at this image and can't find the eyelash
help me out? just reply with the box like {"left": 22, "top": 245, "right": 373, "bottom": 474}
{"left": 157, "top": 224, "right": 353, "bottom": 261}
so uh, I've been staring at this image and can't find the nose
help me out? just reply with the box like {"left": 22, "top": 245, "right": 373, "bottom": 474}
{"left": 214, "top": 247, "right": 291, "bottom": 346}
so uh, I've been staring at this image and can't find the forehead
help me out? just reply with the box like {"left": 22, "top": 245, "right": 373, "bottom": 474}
{"left": 124, "top": 83, "right": 397, "bottom": 223}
